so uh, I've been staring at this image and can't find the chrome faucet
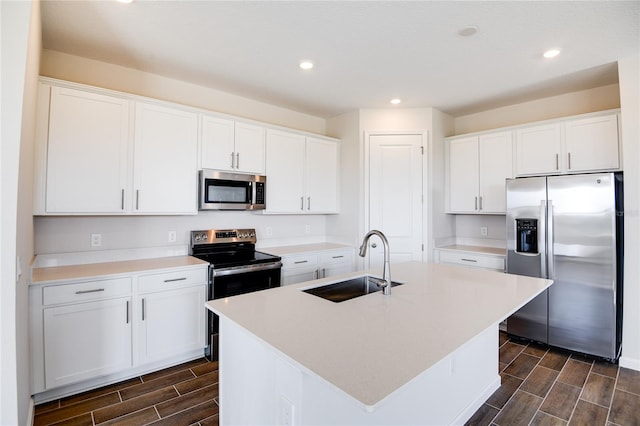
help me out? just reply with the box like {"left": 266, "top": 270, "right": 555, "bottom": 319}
{"left": 358, "top": 230, "right": 392, "bottom": 295}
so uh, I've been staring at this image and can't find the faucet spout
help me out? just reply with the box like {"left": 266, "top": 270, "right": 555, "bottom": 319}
{"left": 358, "top": 230, "right": 392, "bottom": 295}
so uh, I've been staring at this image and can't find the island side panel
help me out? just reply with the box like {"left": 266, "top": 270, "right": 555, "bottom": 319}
{"left": 219, "top": 317, "right": 500, "bottom": 425}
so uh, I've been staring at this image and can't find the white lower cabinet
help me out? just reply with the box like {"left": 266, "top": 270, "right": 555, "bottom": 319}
{"left": 43, "top": 296, "right": 133, "bottom": 389}
{"left": 31, "top": 263, "right": 207, "bottom": 399}
{"left": 434, "top": 248, "right": 505, "bottom": 272}
{"left": 281, "top": 248, "right": 354, "bottom": 286}
{"left": 137, "top": 279, "right": 206, "bottom": 364}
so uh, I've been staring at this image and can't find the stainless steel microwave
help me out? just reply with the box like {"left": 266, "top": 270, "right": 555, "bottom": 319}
{"left": 199, "top": 170, "right": 266, "bottom": 210}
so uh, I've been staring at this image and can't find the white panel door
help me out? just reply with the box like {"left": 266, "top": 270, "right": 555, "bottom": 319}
{"left": 515, "top": 124, "right": 562, "bottom": 176}
{"left": 138, "top": 286, "right": 206, "bottom": 364}
{"left": 234, "top": 122, "right": 266, "bottom": 174}
{"left": 43, "top": 297, "right": 132, "bottom": 389}
{"left": 478, "top": 131, "right": 513, "bottom": 213}
{"left": 448, "top": 136, "right": 479, "bottom": 213}
{"left": 265, "top": 130, "right": 306, "bottom": 213}
{"left": 200, "top": 115, "right": 235, "bottom": 171}
{"left": 133, "top": 102, "right": 198, "bottom": 214}
{"left": 368, "top": 133, "right": 424, "bottom": 271}
{"left": 46, "top": 86, "right": 130, "bottom": 213}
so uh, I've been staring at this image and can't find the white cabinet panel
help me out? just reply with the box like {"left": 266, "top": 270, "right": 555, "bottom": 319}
{"left": 137, "top": 285, "right": 206, "bottom": 364}
{"left": 43, "top": 297, "right": 133, "bottom": 389}
{"left": 447, "top": 131, "right": 512, "bottom": 214}
{"left": 266, "top": 130, "right": 339, "bottom": 214}
{"left": 564, "top": 114, "right": 619, "bottom": 172}
{"left": 281, "top": 248, "right": 354, "bottom": 285}
{"left": 515, "top": 124, "right": 563, "bottom": 176}
{"left": 45, "top": 86, "right": 130, "bottom": 213}
{"left": 200, "top": 116, "right": 266, "bottom": 174}
{"left": 133, "top": 102, "right": 198, "bottom": 214}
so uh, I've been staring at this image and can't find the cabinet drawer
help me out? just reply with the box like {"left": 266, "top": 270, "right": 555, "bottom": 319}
{"left": 281, "top": 254, "right": 319, "bottom": 270}
{"left": 438, "top": 251, "right": 505, "bottom": 271}
{"left": 43, "top": 278, "right": 131, "bottom": 306}
{"left": 319, "top": 250, "right": 352, "bottom": 266}
{"left": 137, "top": 267, "right": 207, "bottom": 293}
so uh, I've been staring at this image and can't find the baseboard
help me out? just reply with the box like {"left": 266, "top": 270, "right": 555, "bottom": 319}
{"left": 619, "top": 355, "right": 640, "bottom": 371}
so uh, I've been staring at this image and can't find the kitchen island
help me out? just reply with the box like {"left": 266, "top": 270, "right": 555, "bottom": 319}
{"left": 206, "top": 261, "right": 552, "bottom": 425}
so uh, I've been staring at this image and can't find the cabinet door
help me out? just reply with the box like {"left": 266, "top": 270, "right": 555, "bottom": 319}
{"left": 306, "top": 138, "right": 339, "bottom": 213}
{"left": 564, "top": 114, "right": 619, "bottom": 172}
{"left": 448, "top": 137, "right": 479, "bottom": 213}
{"left": 133, "top": 102, "right": 198, "bottom": 214}
{"left": 234, "top": 122, "right": 266, "bottom": 174}
{"left": 515, "top": 124, "right": 562, "bottom": 176}
{"left": 478, "top": 131, "right": 513, "bottom": 213}
{"left": 200, "top": 115, "right": 235, "bottom": 171}
{"left": 46, "top": 86, "right": 130, "bottom": 213}
{"left": 138, "top": 286, "right": 206, "bottom": 364}
{"left": 265, "top": 130, "right": 306, "bottom": 213}
{"left": 43, "top": 297, "right": 132, "bottom": 389}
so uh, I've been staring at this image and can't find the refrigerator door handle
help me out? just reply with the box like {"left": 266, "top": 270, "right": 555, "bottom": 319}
{"left": 540, "top": 200, "right": 548, "bottom": 278}
{"left": 547, "top": 200, "right": 555, "bottom": 279}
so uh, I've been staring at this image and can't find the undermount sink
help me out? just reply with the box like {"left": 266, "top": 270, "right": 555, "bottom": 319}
{"left": 302, "top": 275, "right": 404, "bottom": 303}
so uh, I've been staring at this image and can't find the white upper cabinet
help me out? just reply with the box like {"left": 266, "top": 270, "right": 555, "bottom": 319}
{"left": 44, "top": 86, "right": 130, "bottom": 214}
{"left": 133, "top": 102, "right": 198, "bottom": 214}
{"left": 515, "top": 112, "right": 620, "bottom": 176}
{"left": 515, "top": 124, "right": 562, "bottom": 176}
{"left": 200, "top": 115, "right": 266, "bottom": 174}
{"left": 564, "top": 114, "right": 619, "bottom": 172}
{"left": 306, "top": 137, "right": 339, "bottom": 213}
{"left": 447, "top": 131, "right": 513, "bottom": 214}
{"left": 265, "top": 130, "right": 339, "bottom": 214}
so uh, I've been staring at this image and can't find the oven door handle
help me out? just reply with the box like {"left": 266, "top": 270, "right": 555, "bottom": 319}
{"left": 212, "top": 261, "right": 283, "bottom": 277}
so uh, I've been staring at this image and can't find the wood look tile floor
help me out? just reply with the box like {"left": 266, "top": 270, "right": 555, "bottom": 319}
{"left": 466, "top": 332, "right": 640, "bottom": 426}
{"left": 35, "top": 333, "right": 640, "bottom": 426}
{"left": 34, "top": 358, "right": 219, "bottom": 426}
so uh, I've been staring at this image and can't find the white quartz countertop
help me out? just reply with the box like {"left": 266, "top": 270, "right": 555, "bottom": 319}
{"left": 437, "top": 244, "right": 506, "bottom": 256}
{"left": 261, "top": 242, "right": 352, "bottom": 256}
{"left": 32, "top": 256, "right": 208, "bottom": 285}
{"left": 206, "top": 261, "right": 551, "bottom": 409}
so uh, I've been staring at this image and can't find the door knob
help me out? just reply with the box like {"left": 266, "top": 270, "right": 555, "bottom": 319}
{"left": 371, "top": 243, "right": 377, "bottom": 248}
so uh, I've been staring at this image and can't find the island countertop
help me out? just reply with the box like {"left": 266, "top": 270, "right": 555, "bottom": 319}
{"left": 206, "top": 261, "right": 551, "bottom": 409}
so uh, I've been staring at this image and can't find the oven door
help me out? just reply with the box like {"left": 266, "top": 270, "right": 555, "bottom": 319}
{"left": 207, "top": 262, "right": 282, "bottom": 360}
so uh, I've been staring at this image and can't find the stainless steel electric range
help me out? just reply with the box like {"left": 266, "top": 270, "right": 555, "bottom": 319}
{"left": 189, "top": 228, "right": 282, "bottom": 361}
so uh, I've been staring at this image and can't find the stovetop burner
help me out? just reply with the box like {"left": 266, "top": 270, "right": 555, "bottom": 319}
{"left": 189, "top": 228, "right": 280, "bottom": 269}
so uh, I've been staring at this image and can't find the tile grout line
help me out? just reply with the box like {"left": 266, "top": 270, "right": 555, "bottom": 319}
{"left": 565, "top": 359, "right": 594, "bottom": 424}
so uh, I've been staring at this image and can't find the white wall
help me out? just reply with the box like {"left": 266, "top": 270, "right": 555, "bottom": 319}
{"left": 40, "top": 50, "right": 326, "bottom": 135}
{"left": 618, "top": 55, "right": 640, "bottom": 370}
{"left": 454, "top": 83, "right": 621, "bottom": 135}
{"left": 1, "top": 0, "right": 40, "bottom": 424}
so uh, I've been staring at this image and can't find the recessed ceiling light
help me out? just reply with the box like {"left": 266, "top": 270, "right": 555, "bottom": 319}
{"left": 458, "top": 26, "right": 479, "bottom": 37}
{"left": 299, "top": 61, "right": 314, "bottom": 70}
{"left": 543, "top": 49, "right": 561, "bottom": 59}
{"left": 390, "top": 98, "right": 402, "bottom": 105}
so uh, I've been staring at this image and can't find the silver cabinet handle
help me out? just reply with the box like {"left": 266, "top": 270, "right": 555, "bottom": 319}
{"left": 307, "top": 197, "right": 311, "bottom": 210}
{"left": 136, "top": 190, "right": 140, "bottom": 210}
{"left": 479, "top": 196, "right": 483, "bottom": 211}
{"left": 121, "top": 189, "right": 125, "bottom": 210}
{"left": 300, "top": 196, "right": 304, "bottom": 211}
{"left": 142, "top": 298, "right": 146, "bottom": 321}
{"left": 230, "top": 152, "right": 235, "bottom": 169}
{"left": 461, "top": 258, "right": 478, "bottom": 263}
{"left": 332, "top": 255, "right": 344, "bottom": 259}
{"left": 371, "top": 243, "right": 377, "bottom": 248}
{"left": 567, "top": 152, "right": 572, "bottom": 170}
{"left": 75, "top": 288, "right": 105, "bottom": 295}
{"left": 126, "top": 300, "right": 130, "bottom": 324}
{"left": 294, "top": 260, "right": 308, "bottom": 264}
{"left": 236, "top": 152, "right": 240, "bottom": 169}
{"left": 475, "top": 196, "right": 478, "bottom": 210}
{"left": 322, "top": 268, "right": 326, "bottom": 278}
{"left": 555, "top": 153, "right": 559, "bottom": 170}
{"left": 164, "top": 277, "right": 187, "bottom": 283}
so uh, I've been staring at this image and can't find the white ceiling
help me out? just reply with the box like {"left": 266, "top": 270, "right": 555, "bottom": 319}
{"left": 40, "top": 1, "right": 639, "bottom": 118}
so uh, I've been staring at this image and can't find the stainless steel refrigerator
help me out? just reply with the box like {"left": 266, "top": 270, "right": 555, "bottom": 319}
{"left": 506, "top": 172, "right": 623, "bottom": 360}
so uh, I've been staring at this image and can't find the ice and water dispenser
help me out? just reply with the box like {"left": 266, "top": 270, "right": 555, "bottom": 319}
{"left": 516, "top": 219, "right": 538, "bottom": 254}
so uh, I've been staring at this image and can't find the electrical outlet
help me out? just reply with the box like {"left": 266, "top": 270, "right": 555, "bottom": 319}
{"left": 90, "top": 233, "right": 102, "bottom": 247}
{"left": 480, "top": 226, "right": 488, "bottom": 237}
{"left": 168, "top": 231, "right": 177, "bottom": 243}
{"left": 266, "top": 226, "right": 273, "bottom": 237}
{"left": 305, "top": 224, "right": 311, "bottom": 234}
